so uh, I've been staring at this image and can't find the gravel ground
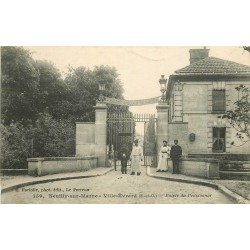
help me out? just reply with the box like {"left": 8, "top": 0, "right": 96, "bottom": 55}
{"left": 210, "top": 179, "right": 250, "bottom": 200}
{"left": 1, "top": 167, "right": 234, "bottom": 204}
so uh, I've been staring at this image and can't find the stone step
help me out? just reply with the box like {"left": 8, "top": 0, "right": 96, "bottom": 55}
{"left": 220, "top": 171, "right": 250, "bottom": 181}
{"left": 220, "top": 169, "right": 250, "bottom": 172}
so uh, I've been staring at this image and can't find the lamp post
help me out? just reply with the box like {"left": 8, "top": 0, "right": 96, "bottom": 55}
{"left": 98, "top": 81, "right": 106, "bottom": 102}
{"left": 159, "top": 75, "right": 167, "bottom": 102}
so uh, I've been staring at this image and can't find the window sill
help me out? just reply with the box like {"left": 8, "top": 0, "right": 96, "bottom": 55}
{"left": 211, "top": 111, "right": 226, "bottom": 114}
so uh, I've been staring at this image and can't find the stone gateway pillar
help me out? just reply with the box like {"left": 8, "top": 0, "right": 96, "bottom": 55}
{"left": 156, "top": 103, "right": 170, "bottom": 154}
{"left": 94, "top": 103, "right": 107, "bottom": 167}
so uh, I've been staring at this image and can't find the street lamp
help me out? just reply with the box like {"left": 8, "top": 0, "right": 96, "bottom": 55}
{"left": 159, "top": 75, "right": 167, "bottom": 102}
{"left": 98, "top": 81, "right": 106, "bottom": 102}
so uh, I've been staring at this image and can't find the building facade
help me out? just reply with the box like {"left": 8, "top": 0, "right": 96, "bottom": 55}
{"left": 166, "top": 48, "right": 250, "bottom": 156}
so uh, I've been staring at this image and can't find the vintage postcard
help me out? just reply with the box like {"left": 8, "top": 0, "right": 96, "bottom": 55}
{"left": 1, "top": 46, "right": 250, "bottom": 204}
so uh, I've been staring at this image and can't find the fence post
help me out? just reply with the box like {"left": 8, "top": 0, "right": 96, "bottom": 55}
{"left": 156, "top": 103, "right": 170, "bottom": 160}
{"left": 94, "top": 103, "right": 107, "bottom": 167}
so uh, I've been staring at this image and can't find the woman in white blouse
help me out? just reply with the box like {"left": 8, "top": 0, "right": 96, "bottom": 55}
{"left": 156, "top": 140, "right": 170, "bottom": 172}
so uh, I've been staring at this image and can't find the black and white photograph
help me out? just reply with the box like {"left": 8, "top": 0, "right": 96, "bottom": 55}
{"left": 1, "top": 1, "right": 250, "bottom": 250}
{"left": 1, "top": 46, "right": 250, "bottom": 204}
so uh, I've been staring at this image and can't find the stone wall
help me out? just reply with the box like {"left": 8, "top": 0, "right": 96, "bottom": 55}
{"left": 168, "top": 157, "right": 220, "bottom": 179}
{"left": 168, "top": 123, "right": 188, "bottom": 155}
{"left": 76, "top": 122, "right": 95, "bottom": 156}
{"left": 28, "top": 156, "right": 98, "bottom": 176}
{"left": 75, "top": 104, "right": 108, "bottom": 167}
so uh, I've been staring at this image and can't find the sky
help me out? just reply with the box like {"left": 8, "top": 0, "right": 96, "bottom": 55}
{"left": 25, "top": 46, "right": 250, "bottom": 134}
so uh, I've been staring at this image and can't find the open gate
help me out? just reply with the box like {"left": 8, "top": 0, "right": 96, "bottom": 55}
{"left": 107, "top": 113, "right": 157, "bottom": 169}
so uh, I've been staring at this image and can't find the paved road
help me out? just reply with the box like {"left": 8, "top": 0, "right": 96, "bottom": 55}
{"left": 1, "top": 167, "right": 234, "bottom": 204}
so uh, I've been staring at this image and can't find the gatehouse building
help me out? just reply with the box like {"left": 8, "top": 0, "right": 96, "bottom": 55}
{"left": 166, "top": 48, "right": 250, "bottom": 156}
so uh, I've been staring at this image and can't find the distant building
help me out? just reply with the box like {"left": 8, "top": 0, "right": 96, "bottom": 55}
{"left": 166, "top": 48, "right": 250, "bottom": 155}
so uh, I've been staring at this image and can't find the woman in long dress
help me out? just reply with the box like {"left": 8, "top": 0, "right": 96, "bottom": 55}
{"left": 156, "top": 140, "right": 170, "bottom": 172}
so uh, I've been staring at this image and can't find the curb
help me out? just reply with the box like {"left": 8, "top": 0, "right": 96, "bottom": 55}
{"left": 217, "top": 184, "right": 250, "bottom": 204}
{"left": 1, "top": 168, "right": 113, "bottom": 194}
{"left": 146, "top": 167, "right": 250, "bottom": 204}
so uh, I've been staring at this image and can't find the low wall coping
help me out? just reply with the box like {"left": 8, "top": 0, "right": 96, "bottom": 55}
{"left": 75, "top": 122, "right": 95, "bottom": 124}
{"left": 27, "top": 156, "right": 97, "bottom": 162}
{"left": 219, "top": 160, "right": 250, "bottom": 164}
{"left": 188, "top": 153, "right": 250, "bottom": 160}
{"left": 220, "top": 171, "right": 250, "bottom": 174}
{"left": 179, "top": 157, "right": 219, "bottom": 163}
{"left": 183, "top": 158, "right": 250, "bottom": 164}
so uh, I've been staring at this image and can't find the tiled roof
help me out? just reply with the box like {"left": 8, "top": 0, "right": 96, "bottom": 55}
{"left": 175, "top": 57, "right": 250, "bottom": 75}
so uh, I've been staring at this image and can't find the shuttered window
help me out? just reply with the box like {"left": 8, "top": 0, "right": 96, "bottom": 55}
{"left": 212, "top": 127, "right": 226, "bottom": 153}
{"left": 212, "top": 90, "right": 226, "bottom": 111}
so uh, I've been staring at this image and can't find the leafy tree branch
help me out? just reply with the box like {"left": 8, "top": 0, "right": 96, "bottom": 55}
{"left": 223, "top": 85, "right": 250, "bottom": 146}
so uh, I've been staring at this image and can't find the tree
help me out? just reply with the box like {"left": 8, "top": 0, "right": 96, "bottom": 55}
{"left": 35, "top": 60, "right": 71, "bottom": 120}
{"left": 243, "top": 46, "right": 250, "bottom": 53}
{"left": 31, "top": 113, "right": 75, "bottom": 157}
{"left": 1, "top": 46, "right": 40, "bottom": 125}
{"left": 0, "top": 122, "right": 32, "bottom": 170}
{"left": 143, "top": 117, "right": 157, "bottom": 167}
{"left": 64, "top": 65, "right": 129, "bottom": 122}
{"left": 223, "top": 85, "right": 250, "bottom": 146}
{"left": 0, "top": 113, "right": 76, "bottom": 170}
{"left": 1, "top": 47, "right": 71, "bottom": 125}
{"left": 1, "top": 47, "right": 130, "bottom": 169}
{"left": 144, "top": 117, "right": 156, "bottom": 156}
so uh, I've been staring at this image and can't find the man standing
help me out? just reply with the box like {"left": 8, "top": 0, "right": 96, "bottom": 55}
{"left": 121, "top": 152, "right": 128, "bottom": 174}
{"left": 130, "top": 139, "right": 143, "bottom": 176}
{"left": 170, "top": 139, "right": 182, "bottom": 174}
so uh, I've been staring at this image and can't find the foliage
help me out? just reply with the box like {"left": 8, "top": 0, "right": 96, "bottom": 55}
{"left": 64, "top": 65, "right": 128, "bottom": 122}
{"left": 31, "top": 113, "right": 75, "bottom": 157}
{"left": 222, "top": 85, "right": 250, "bottom": 146}
{"left": 1, "top": 47, "right": 69, "bottom": 125}
{"left": 1, "top": 47, "right": 40, "bottom": 125}
{"left": 1, "top": 47, "right": 128, "bottom": 169}
{"left": 35, "top": 60, "right": 70, "bottom": 120}
{"left": 0, "top": 114, "right": 76, "bottom": 169}
{"left": 143, "top": 117, "right": 156, "bottom": 156}
{"left": 0, "top": 123, "right": 31, "bottom": 169}
{"left": 243, "top": 46, "right": 250, "bottom": 53}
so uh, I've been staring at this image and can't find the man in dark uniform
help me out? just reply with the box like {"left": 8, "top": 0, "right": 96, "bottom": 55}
{"left": 170, "top": 139, "right": 182, "bottom": 174}
{"left": 121, "top": 152, "right": 128, "bottom": 174}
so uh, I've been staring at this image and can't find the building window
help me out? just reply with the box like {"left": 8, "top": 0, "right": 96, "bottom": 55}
{"left": 212, "top": 127, "right": 226, "bottom": 153}
{"left": 212, "top": 90, "right": 226, "bottom": 112}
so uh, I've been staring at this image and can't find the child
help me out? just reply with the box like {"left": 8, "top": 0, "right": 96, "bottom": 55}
{"left": 121, "top": 152, "right": 128, "bottom": 174}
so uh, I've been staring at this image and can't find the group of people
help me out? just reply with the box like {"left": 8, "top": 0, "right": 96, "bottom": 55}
{"left": 120, "top": 139, "right": 182, "bottom": 176}
{"left": 156, "top": 139, "right": 182, "bottom": 174}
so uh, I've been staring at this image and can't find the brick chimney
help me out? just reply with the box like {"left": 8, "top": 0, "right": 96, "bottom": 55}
{"left": 189, "top": 47, "right": 210, "bottom": 64}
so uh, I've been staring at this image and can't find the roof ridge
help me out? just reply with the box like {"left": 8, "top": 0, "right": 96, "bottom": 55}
{"left": 175, "top": 56, "right": 250, "bottom": 75}
{"left": 207, "top": 56, "right": 250, "bottom": 67}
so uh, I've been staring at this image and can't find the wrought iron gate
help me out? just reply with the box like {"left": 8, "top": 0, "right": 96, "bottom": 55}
{"left": 107, "top": 113, "right": 157, "bottom": 169}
